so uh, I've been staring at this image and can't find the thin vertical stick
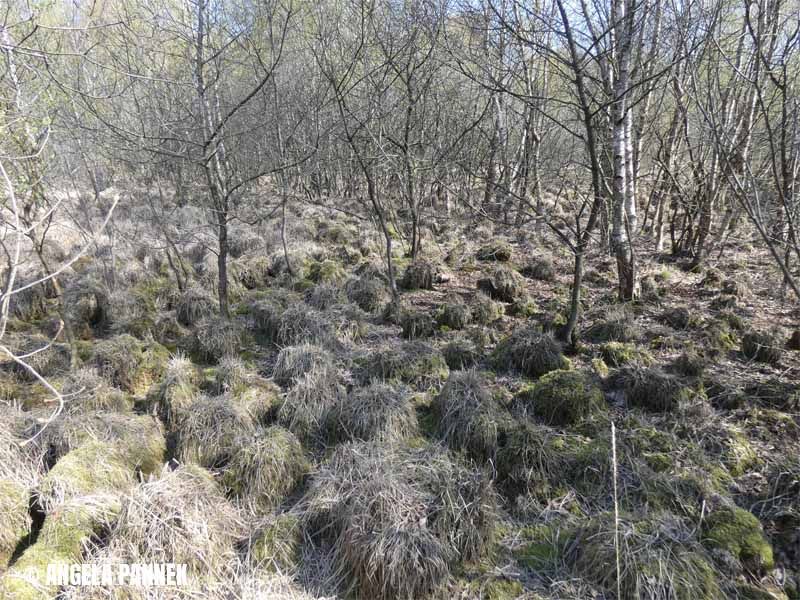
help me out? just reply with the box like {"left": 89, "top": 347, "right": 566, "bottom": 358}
{"left": 611, "top": 420, "right": 622, "bottom": 599}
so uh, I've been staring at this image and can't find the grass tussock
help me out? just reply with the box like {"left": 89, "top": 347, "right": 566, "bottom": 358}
{"left": 433, "top": 370, "right": 504, "bottom": 460}
{"left": 175, "top": 395, "right": 255, "bottom": 468}
{"left": 301, "top": 441, "right": 496, "bottom": 599}
{"left": 613, "top": 365, "right": 686, "bottom": 412}
{"left": 273, "top": 343, "right": 336, "bottom": 388}
{"left": 325, "top": 382, "right": 418, "bottom": 443}
{"left": 221, "top": 426, "right": 309, "bottom": 513}
{"left": 492, "top": 327, "right": 568, "bottom": 377}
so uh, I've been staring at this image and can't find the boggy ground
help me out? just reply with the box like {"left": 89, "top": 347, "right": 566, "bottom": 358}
{"left": 0, "top": 202, "right": 798, "bottom": 600}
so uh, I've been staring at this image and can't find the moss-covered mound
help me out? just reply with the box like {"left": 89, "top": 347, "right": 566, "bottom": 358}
{"left": 0, "top": 479, "right": 31, "bottom": 566}
{"left": 302, "top": 441, "right": 497, "bottom": 600}
{"left": 92, "top": 334, "right": 169, "bottom": 395}
{"left": 325, "top": 382, "right": 417, "bottom": 443}
{"left": 702, "top": 506, "right": 774, "bottom": 573}
{"left": 0, "top": 497, "right": 122, "bottom": 600}
{"left": 248, "top": 512, "right": 303, "bottom": 574}
{"left": 35, "top": 441, "right": 135, "bottom": 512}
{"left": 493, "top": 328, "right": 568, "bottom": 378}
{"left": 221, "top": 426, "right": 309, "bottom": 513}
{"left": 599, "top": 342, "right": 653, "bottom": 367}
{"left": 518, "top": 369, "right": 605, "bottom": 426}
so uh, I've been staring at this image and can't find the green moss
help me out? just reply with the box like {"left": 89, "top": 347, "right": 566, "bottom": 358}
{"left": 723, "top": 430, "right": 761, "bottom": 477}
{"left": 702, "top": 506, "right": 774, "bottom": 572}
{"left": 250, "top": 513, "right": 302, "bottom": 573}
{"left": 308, "top": 259, "right": 346, "bottom": 285}
{"left": 643, "top": 452, "right": 672, "bottom": 472}
{"left": 591, "top": 358, "right": 609, "bottom": 378}
{"left": 514, "top": 524, "right": 566, "bottom": 571}
{"left": 0, "top": 479, "right": 31, "bottom": 566}
{"left": 599, "top": 342, "right": 653, "bottom": 367}
{"left": 506, "top": 296, "right": 537, "bottom": 318}
{"left": 466, "top": 577, "right": 524, "bottom": 599}
{"left": 36, "top": 441, "right": 134, "bottom": 510}
{"left": 476, "top": 242, "right": 513, "bottom": 262}
{"left": 520, "top": 369, "right": 605, "bottom": 426}
{"left": 0, "top": 498, "right": 122, "bottom": 599}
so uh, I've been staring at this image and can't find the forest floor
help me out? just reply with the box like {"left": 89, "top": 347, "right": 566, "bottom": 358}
{"left": 0, "top": 200, "right": 798, "bottom": 600}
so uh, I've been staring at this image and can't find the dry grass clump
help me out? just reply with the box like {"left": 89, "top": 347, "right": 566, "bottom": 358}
{"left": 273, "top": 304, "right": 334, "bottom": 346}
{"left": 325, "top": 382, "right": 418, "bottom": 443}
{"left": 521, "top": 256, "right": 556, "bottom": 281}
{"left": 301, "top": 442, "right": 496, "bottom": 600}
{"left": 442, "top": 337, "right": 480, "bottom": 370}
{"left": 399, "top": 307, "right": 436, "bottom": 340}
{"left": 354, "top": 341, "right": 449, "bottom": 389}
{"left": 27, "top": 411, "right": 166, "bottom": 474}
{"left": 433, "top": 370, "right": 504, "bottom": 460}
{"left": 107, "top": 465, "right": 244, "bottom": 580}
{"left": 92, "top": 334, "right": 169, "bottom": 394}
{"left": 673, "top": 349, "right": 707, "bottom": 377}
{"left": 147, "top": 353, "right": 199, "bottom": 426}
{"left": 583, "top": 305, "right": 642, "bottom": 343}
{"left": 273, "top": 343, "right": 336, "bottom": 387}
{"left": 613, "top": 365, "right": 686, "bottom": 412}
{"left": 175, "top": 395, "right": 255, "bottom": 468}
{"left": 221, "top": 426, "right": 309, "bottom": 513}
{"left": 517, "top": 369, "right": 605, "bottom": 426}
{"left": 477, "top": 265, "right": 526, "bottom": 302}
{"left": 657, "top": 305, "right": 699, "bottom": 329}
{"left": 741, "top": 329, "right": 783, "bottom": 364}
{"left": 570, "top": 513, "right": 723, "bottom": 599}
{"left": 476, "top": 241, "right": 512, "bottom": 262}
{"left": 437, "top": 296, "right": 472, "bottom": 330}
{"left": 400, "top": 259, "right": 437, "bottom": 290}
{"left": 305, "top": 282, "right": 345, "bottom": 310}
{"left": 213, "top": 355, "right": 249, "bottom": 395}
{"left": 248, "top": 288, "right": 300, "bottom": 336}
{"left": 64, "top": 273, "right": 110, "bottom": 335}
{"left": 345, "top": 275, "right": 389, "bottom": 312}
{"left": 185, "top": 315, "right": 244, "bottom": 363}
{"left": 8, "top": 335, "right": 71, "bottom": 381}
{"left": 471, "top": 291, "right": 504, "bottom": 324}
{"left": 61, "top": 367, "right": 132, "bottom": 414}
{"left": 176, "top": 284, "right": 217, "bottom": 326}
{"left": 237, "top": 254, "right": 272, "bottom": 289}
{"left": 278, "top": 370, "right": 345, "bottom": 442}
{"left": 743, "top": 378, "right": 800, "bottom": 411}
{"left": 492, "top": 327, "right": 568, "bottom": 377}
